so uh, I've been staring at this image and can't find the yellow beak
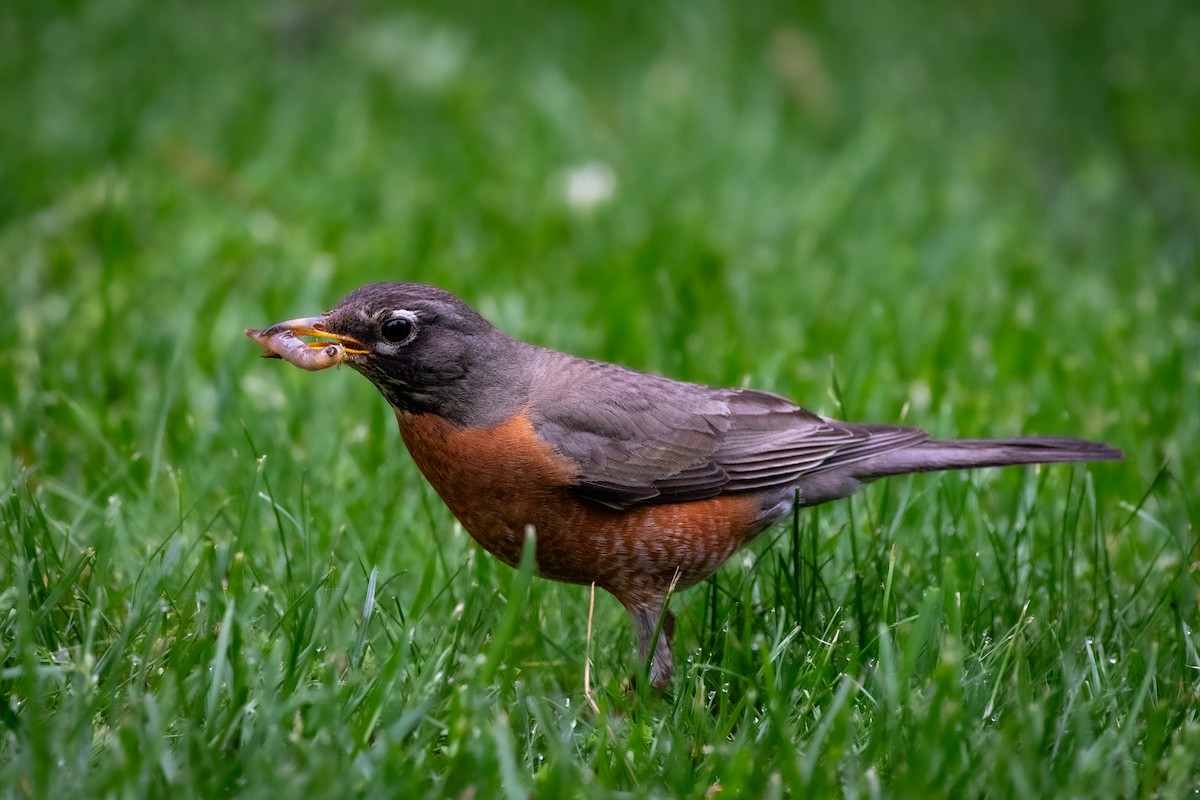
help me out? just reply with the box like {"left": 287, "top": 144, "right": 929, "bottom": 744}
{"left": 252, "top": 315, "right": 371, "bottom": 355}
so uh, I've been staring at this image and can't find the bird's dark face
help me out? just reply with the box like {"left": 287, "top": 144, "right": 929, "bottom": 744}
{"left": 253, "top": 283, "right": 526, "bottom": 423}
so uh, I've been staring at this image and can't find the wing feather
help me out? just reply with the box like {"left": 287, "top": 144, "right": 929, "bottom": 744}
{"left": 527, "top": 352, "right": 927, "bottom": 509}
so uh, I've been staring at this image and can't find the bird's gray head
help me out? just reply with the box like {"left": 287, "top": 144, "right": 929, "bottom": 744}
{"left": 267, "top": 282, "right": 531, "bottom": 424}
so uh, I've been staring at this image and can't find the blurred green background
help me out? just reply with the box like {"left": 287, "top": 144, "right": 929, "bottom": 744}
{"left": 2, "top": 0, "right": 1197, "bottom": 797}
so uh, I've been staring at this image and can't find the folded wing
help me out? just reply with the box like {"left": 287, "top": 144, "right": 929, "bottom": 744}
{"left": 528, "top": 353, "right": 927, "bottom": 509}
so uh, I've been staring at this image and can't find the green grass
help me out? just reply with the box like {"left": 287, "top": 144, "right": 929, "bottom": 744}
{"left": 2, "top": 0, "right": 1197, "bottom": 796}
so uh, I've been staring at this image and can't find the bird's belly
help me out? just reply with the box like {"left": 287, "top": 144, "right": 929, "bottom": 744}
{"left": 395, "top": 410, "right": 766, "bottom": 599}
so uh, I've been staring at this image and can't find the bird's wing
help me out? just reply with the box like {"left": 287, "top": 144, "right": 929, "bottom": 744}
{"left": 527, "top": 354, "right": 928, "bottom": 509}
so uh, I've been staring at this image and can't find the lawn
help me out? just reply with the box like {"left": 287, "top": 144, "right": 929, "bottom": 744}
{"left": 2, "top": 0, "right": 1197, "bottom": 797}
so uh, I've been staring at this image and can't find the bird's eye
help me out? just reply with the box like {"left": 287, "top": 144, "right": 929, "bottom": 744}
{"left": 380, "top": 313, "right": 417, "bottom": 344}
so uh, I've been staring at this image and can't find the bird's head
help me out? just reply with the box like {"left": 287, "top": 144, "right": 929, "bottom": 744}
{"left": 249, "top": 282, "right": 527, "bottom": 423}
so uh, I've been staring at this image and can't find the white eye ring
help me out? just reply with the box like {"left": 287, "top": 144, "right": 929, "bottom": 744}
{"left": 379, "top": 310, "right": 419, "bottom": 346}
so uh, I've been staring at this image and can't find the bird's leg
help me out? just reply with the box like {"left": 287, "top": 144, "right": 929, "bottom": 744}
{"left": 626, "top": 599, "right": 676, "bottom": 691}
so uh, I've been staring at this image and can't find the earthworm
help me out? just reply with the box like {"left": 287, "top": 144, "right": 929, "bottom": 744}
{"left": 244, "top": 328, "right": 344, "bottom": 371}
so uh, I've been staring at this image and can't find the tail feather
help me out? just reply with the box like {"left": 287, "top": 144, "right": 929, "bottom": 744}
{"left": 858, "top": 437, "right": 1123, "bottom": 479}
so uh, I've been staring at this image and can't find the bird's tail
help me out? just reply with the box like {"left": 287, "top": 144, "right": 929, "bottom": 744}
{"left": 858, "top": 437, "right": 1122, "bottom": 479}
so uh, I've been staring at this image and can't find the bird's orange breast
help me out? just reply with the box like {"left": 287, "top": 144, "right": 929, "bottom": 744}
{"left": 395, "top": 409, "right": 763, "bottom": 604}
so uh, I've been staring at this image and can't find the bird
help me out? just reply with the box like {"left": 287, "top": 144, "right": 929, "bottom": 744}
{"left": 246, "top": 282, "right": 1122, "bottom": 690}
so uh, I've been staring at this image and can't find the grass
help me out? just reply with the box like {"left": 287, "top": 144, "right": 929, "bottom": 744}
{"left": 2, "top": 0, "right": 1197, "bottom": 796}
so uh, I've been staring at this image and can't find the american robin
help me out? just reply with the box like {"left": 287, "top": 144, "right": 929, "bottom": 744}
{"left": 247, "top": 282, "right": 1121, "bottom": 690}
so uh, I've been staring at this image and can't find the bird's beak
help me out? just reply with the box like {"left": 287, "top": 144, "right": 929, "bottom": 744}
{"left": 247, "top": 315, "right": 372, "bottom": 357}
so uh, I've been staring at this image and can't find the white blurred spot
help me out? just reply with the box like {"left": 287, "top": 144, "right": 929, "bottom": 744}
{"left": 561, "top": 162, "right": 616, "bottom": 211}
